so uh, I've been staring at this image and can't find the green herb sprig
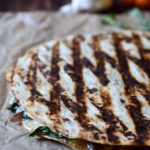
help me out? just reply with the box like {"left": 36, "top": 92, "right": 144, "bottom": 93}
{"left": 29, "top": 126, "right": 65, "bottom": 139}
{"left": 101, "top": 8, "right": 150, "bottom": 31}
{"left": 29, "top": 126, "right": 77, "bottom": 143}
{"left": 101, "top": 14, "right": 128, "bottom": 29}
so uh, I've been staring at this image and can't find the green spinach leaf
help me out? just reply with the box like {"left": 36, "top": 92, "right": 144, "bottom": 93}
{"left": 29, "top": 126, "right": 78, "bottom": 143}
{"left": 23, "top": 114, "right": 33, "bottom": 120}
{"left": 29, "top": 126, "right": 65, "bottom": 139}
{"left": 7, "top": 101, "right": 32, "bottom": 120}
{"left": 7, "top": 102, "right": 19, "bottom": 113}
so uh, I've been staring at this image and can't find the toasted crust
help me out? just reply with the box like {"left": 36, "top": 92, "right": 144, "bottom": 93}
{"left": 7, "top": 31, "right": 150, "bottom": 146}
{"left": 6, "top": 66, "right": 15, "bottom": 83}
{"left": 22, "top": 115, "right": 150, "bottom": 150}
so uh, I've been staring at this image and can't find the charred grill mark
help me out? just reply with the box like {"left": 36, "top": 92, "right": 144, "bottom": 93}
{"left": 120, "top": 99, "right": 125, "bottom": 104}
{"left": 112, "top": 33, "right": 150, "bottom": 144}
{"left": 43, "top": 70, "right": 50, "bottom": 78}
{"left": 71, "top": 37, "right": 89, "bottom": 124}
{"left": 124, "top": 130, "right": 137, "bottom": 141}
{"left": 127, "top": 96, "right": 150, "bottom": 144}
{"left": 93, "top": 133, "right": 99, "bottom": 140}
{"left": 113, "top": 35, "right": 144, "bottom": 94}
{"left": 91, "top": 37, "right": 123, "bottom": 143}
{"left": 90, "top": 39, "right": 115, "bottom": 86}
{"left": 100, "top": 92, "right": 111, "bottom": 107}
{"left": 10, "top": 66, "right": 15, "bottom": 84}
{"left": 128, "top": 57, "right": 150, "bottom": 90}
{"left": 143, "top": 94, "right": 150, "bottom": 105}
{"left": 81, "top": 123, "right": 102, "bottom": 133}
{"left": 64, "top": 36, "right": 118, "bottom": 139}
{"left": 36, "top": 58, "right": 47, "bottom": 69}
{"left": 49, "top": 43, "right": 61, "bottom": 115}
{"left": 93, "top": 102, "right": 134, "bottom": 143}
{"left": 94, "top": 51, "right": 109, "bottom": 86}
{"left": 25, "top": 51, "right": 62, "bottom": 109}
{"left": 25, "top": 54, "right": 51, "bottom": 104}
{"left": 87, "top": 88, "right": 98, "bottom": 94}
{"left": 63, "top": 118, "right": 70, "bottom": 122}
{"left": 36, "top": 59, "right": 50, "bottom": 80}
{"left": 132, "top": 33, "right": 150, "bottom": 79}
{"left": 36, "top": 98, "right": 51, "bottom": 107}
{"left": 103, "top": 53, "right": 116, "bottom": 68}
{"left": 82, "top": 57, "right": 95, "bottom": 71}
{"left": 132, "top": 34, "right": 143, "bottom": 48}
{"left": 120, "top": 121, "right": 127, "bottom": 131}
{"left": 107, "top": 126, "right": 119, "bottom": 143}
{"left": 31, "top": 54, "right": 38, "bottom": 85}
{"left": 64, "top": 64, "right": 74, "bottom": 73}
{"left": 92, "top": 102, "right": 120, "bottom": 143}
{"left": 124, "top": 59, "right": 146, "bottom": 90}
{"left": 61, "top": 94, "right": 76, "bottom": 113}
{"left": 91, "top": 35, "right": 139, "bottom": 142}
{"left": 102, "top": 109, "right": 117, "bottom": 126}
{"left": 30, "top": 89, "right": 42, "bottom": 97}
{"left": 72, "top": 36, "right": 86, "bottom": 113}
{"left": 64, "top": 63, "right": 82, "bottom": 83}
{"left": 26, "top": 53, "right": 40, "bottom": 102}
{"left": 113, "top": 34, "right": 137, "bottom": 133}
{"left": 127, "top": 34, "right": 150, "bottom": 102}
{"left": 68, "top": 36, "right": 104, "bottom": 135}
{"left": 124, "top": 37, "right": 132, "bottom": 43}
{"left": 141, "top": 48, "right": 150, "bottom": 53}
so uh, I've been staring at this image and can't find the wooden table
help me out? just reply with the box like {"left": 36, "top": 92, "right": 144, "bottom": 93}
{"left": 0, "top": 0, "right": 70, "bottom": 11}
{"left": 0, "top": 0, "right": 127, "bottom": 12}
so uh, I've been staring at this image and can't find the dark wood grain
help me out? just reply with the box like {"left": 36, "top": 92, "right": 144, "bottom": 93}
{"left": 0, "top": 0, "right": 131, "bottom": 12}
{"left": 0, "top": 0, "right": 71, "bottom": 11}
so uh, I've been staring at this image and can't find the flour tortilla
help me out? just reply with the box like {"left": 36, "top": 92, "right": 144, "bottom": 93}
{"left": 7, "top": 31, "right": 150, "bottom": 146}
{"left": 22, "top": 118, "right": 150, "bottom": 150}
{"left": 22, "top": 118, "right": 91, "bottom": 150}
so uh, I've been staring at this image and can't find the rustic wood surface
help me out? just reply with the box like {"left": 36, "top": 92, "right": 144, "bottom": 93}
{"left": 0, "top": 0, "right": 71, "bottom": 11}
{"left": 0, "top": 0, "right": 127, "bottom": 12}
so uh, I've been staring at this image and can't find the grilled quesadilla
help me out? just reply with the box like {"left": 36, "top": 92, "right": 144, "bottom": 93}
{"left": 7, "top": 31, "right": 150, "bottom": 150}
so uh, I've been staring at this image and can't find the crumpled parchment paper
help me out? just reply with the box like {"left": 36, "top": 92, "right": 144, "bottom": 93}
{"left": 0, "top": 11, "right": 148, "bottom": 150}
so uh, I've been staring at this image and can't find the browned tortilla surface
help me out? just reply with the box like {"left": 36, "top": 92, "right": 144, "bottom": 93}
{"left": 7, "top": 31, "right": 150, "bottom": 146}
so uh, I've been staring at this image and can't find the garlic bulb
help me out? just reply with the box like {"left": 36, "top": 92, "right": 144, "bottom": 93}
{"left": 60, "top": 0, "right": 113, "bottom": 12}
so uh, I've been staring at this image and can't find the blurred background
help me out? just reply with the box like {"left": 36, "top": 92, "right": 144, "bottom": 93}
{"left": 0, "top": 0, "right": 149, "bottom": 12}
{"left": 0, "top": 0, "right": 70, "bottom": 11}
